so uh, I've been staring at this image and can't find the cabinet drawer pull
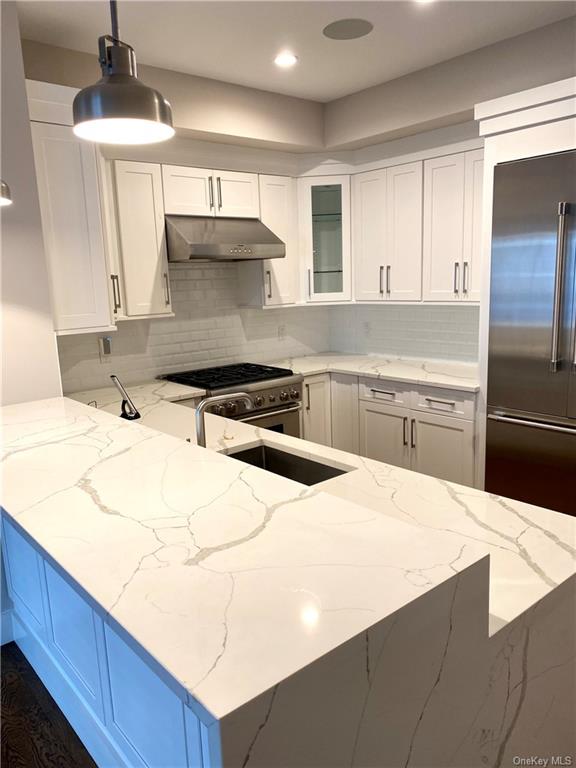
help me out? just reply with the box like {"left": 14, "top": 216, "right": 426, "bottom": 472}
{"left": 163, "top": 272, "right": 171, "bottom": 306}
{"left": 208, "top": 177, "right": 214, "bottom": 209}
{"left": 463, "top": 261, "right": 469, "bottom": 294}
{"left": 386, "top": 265, "right": 391, "bottom": 295}
{"left": 216, "top": 177, "right": 223, "bottom": 209}
{"left": 403, "top": 416, "right": 408, "bottom": 446}
{"left": 411, "top": 418, "right": 416, "bottom": 449}
{"left": 307, "top": 268, "right": 312, "bottom": 298}
{"left": 370, "top": 388, "right": 396, "bottom": 398}
{"left": 453, "top": 262, "right": 460, "bottom": 294}
{"left": 110, "top": 274, "right": 121, "bottom": 312}
{"left": 379, "top": 265, "right": 384, "bottom": 295}
{"left": 266, "top": 269, "right": 272, "bottom": 299}
{"left": 305, "top": 383, "right": 311, "bottom": 411}
{"left": 424, "top": 396, "right": 456, "bottom": 408}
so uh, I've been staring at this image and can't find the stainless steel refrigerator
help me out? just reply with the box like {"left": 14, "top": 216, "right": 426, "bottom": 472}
{"left": 486, "top": 150, "right": 576, "bottom": 516}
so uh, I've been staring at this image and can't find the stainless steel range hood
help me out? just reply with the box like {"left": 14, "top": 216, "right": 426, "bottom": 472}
{"left": 166, "top": 215, "right": 285, "bottom": 262}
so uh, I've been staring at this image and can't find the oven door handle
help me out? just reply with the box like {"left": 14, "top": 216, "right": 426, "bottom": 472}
{"left": 236, "top": 405, "right": 301, "bottom": 422}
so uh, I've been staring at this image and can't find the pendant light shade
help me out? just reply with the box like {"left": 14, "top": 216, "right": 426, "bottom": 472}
{"left": 0, "top": 180, "right": 12, "bottom": 207}
{"left": 73, "top": 1, "right": 174, "bottom": 145}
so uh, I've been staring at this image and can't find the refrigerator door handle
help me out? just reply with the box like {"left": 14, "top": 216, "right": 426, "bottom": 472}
{"left": 487, "top": 413, "right": 576, "bottom": 436}
{"left": 550, "top": 201, "right": 570, "bottom": 373}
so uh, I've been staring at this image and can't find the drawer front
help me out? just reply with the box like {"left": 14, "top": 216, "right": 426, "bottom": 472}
{"left": 359, "top": 378, "right": 412, "bottom": 408}
{"left": 412, "top": 386, "right": 475, "bottom": 420}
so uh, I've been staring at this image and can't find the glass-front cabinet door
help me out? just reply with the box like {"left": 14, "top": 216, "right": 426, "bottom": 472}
{"left": 298, "top": 176, "right": 351, "bottom": 302}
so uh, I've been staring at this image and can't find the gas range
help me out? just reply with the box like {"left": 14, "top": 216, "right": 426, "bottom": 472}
{"left": 160, "top": 363, "right": 303, "bottom": 420}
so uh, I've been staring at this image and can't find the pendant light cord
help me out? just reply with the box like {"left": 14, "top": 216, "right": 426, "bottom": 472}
{"left": 109, "top": 0, "right": 120, "bottom": 42}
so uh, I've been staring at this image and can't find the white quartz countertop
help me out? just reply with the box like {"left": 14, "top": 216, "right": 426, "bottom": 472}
{"left": 2, "top": 394, "right": 574, "bottom": 721}
{"left": 69, "top": 378, "right": 205, "bottom": 412}
{"left": 269, "top": 354, "right": 480, "bottom": 391}
{"left": 2, "top": 396, "right": 491, "bottom": 721}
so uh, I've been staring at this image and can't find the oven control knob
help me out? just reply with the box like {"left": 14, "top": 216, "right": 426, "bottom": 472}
{"left": 290, "top": 389, "right": 300, "bottom": 400}
{"left": 226, "top": 401, "right": 238, "bottom": 415}
{"left": 279, "top": 391, "right": 289, "bottom": 402}
{"left": 269, "top": 394, "right": 276, "bottom": 403}
{"left": 215, "top": 405, "right": 227, "bottom": 417}
{"left": 254, "top": 396, "right": 263, "bottom": 407}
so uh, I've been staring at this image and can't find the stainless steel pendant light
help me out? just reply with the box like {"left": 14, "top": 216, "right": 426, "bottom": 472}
{"left": 0, "top": 180, "right": 12, "bottom": 206}
{"left": 73, "top": 0, "right": 174, "bottom": 145}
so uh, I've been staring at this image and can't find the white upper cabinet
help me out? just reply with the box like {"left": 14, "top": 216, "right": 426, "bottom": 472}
{"left": 422, "top": 153, "right": 466, "bottom": 302}
{"left": 259, "top": 175, "right": 298, "bottom": 306}
{"left": 299, "top": 176, "right": 351, "bottom": 303}
{"left": 422, "top": 150, "right": 483, "bottom": 302}
{"left": 113, "top": 161, "right": 172, "bottom": 317}
{"left": 162, "top": 165, "right": 214, "bottom": 216}
{"left": 354, "top": 163, "right": 422, "bottom": 303}
{"left": 353, "top": 170, "right": 387, "bottom": 301}
{"left": 385, "top": 161, "right": 423, "bottom": 301}
{"left": 215, "top": 171, "right": 260, "bottom": 218}
{"left": 462, "top": 149, "right": 484, "bottom": 302}
{"left": 162, "top": 165, "right": 259, "bottom": 218}
{"left": 31, "top": 121, "right": 113, "bottom": 334}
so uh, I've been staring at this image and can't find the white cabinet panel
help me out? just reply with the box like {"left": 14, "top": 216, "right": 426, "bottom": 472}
{"left": 359, "top": 401, "right": 410, "bottom": 467}
{"left": 259, "top": 175, "right": 297, "bottom": 306}
{"left": 330, "top": 374, "right": 359, "bottom": 454}
{"left": 386, "top": 162, "right": 423, "bottom": 302}
{"left": 423, "top": 154, "right": 466, "bottom": 302}
{"left": 410, "top": 413, "right": 475, "bottom": 486}
{"left": 31, "top": 121, "right": 113, "bottom": 333}
{"left": 302, "top": 374, "right": 332, "bottom": 446}
{"left": 215, "top": 170, "right": 260, "bottom": 218}
{"left": 353, "top": 170, "right": 387, "bottom": 301}
{"left": 162, "top": 165, "right": 214, "bottom": 216}
{"left": 463, "top": 150, "right": 484, "bottom": 302}
{"left": 114, "top": 161, "right": 172, "bottom": 317}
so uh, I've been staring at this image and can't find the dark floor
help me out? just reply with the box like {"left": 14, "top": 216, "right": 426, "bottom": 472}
{"left": 1, "top": 642, "right": 96, "bottom": 768}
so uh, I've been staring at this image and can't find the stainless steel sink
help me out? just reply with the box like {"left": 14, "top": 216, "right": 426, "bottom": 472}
{"left": 228, "top": 444, "right": 351, "bottom": 486}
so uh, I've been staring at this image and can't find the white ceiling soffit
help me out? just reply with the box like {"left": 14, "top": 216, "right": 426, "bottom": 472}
{"left": 16, "top": 0, "right": 576, "bottom": 102}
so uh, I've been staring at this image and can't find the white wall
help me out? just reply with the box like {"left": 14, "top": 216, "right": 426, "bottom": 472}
{"left": 56, "top": 262, "right": 479, "bottom": 393}
{"left": 1, "top": 2, "right": 62, "bottom": 406}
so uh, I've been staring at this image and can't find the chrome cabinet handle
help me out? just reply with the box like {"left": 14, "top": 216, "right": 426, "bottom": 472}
{"left": 550, "top": 202, "right": 569, "bottom": 373}
{"left": 216, "top": 177, "right": 222, "bottom": 209}
{"left": 305, "top": 383, "right": 311, "bottom": 411}
{"left": 266, "top": 269, "right": 272, "bottom": 299}
{"left": 386, "top": 265, "right": 391, "bottom": 295}
{"left": 453, "top": 262, "right": 460, "bottom": 294}
{"left": 208, "top": 177, "right": 214, "bottom": 210}
{"left": 403, "top": 416, "right": 408, "bottom": 446}
{"left": 379, "top": 265, "right": 384, "bottom": 295}
{"left": 424, "top": 396, "right": 456, "bottom": 408}
{"left": 410, "top": 418, "right": 416, "bottom": 449}
{"left": 463, "top": 261, "right": 469, "bottom": 294}
{"left": 110, "top": 274, "right": 121, "bottom": 312}
{"left": 370, "top": 388, "right": 396, "bottom": 398}
{"left": 307, "top": 269, "right": 312, "bottom": 298}
{"left": 163, "top": 272, "right": 171, "bottom": 306}
{"left": 487, "top": 413, "right": 576, "bottom": 435}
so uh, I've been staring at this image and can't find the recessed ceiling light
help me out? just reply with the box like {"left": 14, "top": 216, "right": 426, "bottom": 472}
{"left": 414, "top": 0, "right": 435, "bottom": 4}
{"left": 322, "top": 18, "right": 373, "bottom": 41}
{"left": 274, "top": 51, "right": 298, "bottom": 68}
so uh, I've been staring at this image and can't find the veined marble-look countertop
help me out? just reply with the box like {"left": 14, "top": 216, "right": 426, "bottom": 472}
{"left": 69, "top": 379, "right": 205, "bottom": 412}
{"left": 1, "top": 396, "right": 492, "bottom": 721}
{"left": 268, "top": 354, "right": 480, "bottom": 392}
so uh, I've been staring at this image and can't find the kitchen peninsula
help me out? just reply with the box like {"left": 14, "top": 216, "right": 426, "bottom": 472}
{"left": 1, "top": 394, "right": 574, "bottom": 768}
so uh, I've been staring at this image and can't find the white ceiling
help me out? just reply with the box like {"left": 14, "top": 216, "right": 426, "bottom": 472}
{"left": 16, "top": 0, "right": 576, "bottom": 102}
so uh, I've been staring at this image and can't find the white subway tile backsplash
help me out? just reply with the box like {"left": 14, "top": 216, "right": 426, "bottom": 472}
{"left": 57, "top": 263, "right": 479, "bottom": 393}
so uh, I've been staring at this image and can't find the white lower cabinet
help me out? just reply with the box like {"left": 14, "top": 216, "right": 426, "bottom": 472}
{"left": 410, "top": 412, "right": 475, "bottom": 486}
{"left": 330, "top": 374, "right": 359, "bottom": 454}
{"left": 359, "top": 401, "right": 411, "bottom": 467}
{"left": 302, "top": 374, "right": 332, "bottom": 446}
{"left": 358, "top": 379, "right": 476, "bottom": 486}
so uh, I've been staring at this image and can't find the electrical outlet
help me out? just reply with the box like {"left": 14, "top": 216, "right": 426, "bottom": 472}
{"left": 363, "top": 321, "right": 371, "bottom": 337}
{"left": 278, "top": 324, "right": 286, "bottom": 340}
{"left": 99, "top": 336, "right": 113, "bottom": 362}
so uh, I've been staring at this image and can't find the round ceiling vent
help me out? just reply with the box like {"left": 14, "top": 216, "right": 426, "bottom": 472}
{"left": 322, "top": 18, "right": 374, "bottom": 40}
